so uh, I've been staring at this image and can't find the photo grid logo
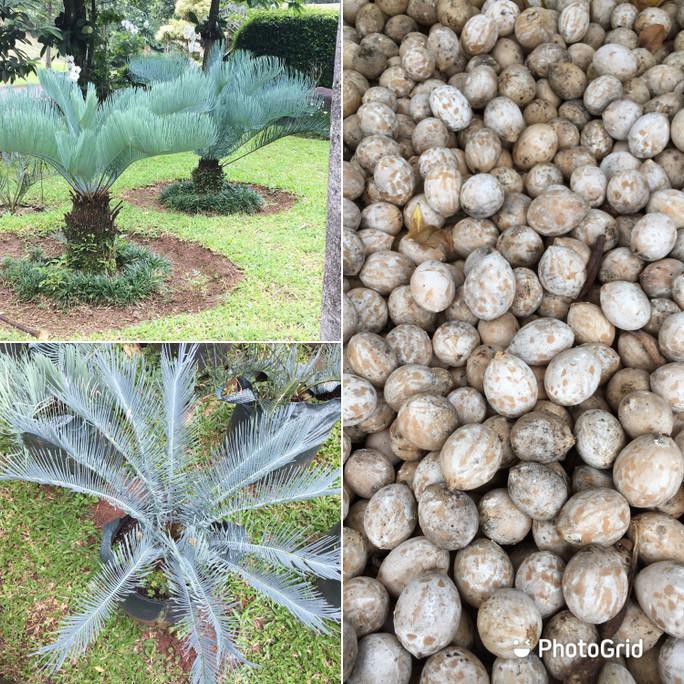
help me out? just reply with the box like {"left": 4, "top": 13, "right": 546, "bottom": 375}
{"left": 512, "top": 638, "right": 644, "bottom": 659}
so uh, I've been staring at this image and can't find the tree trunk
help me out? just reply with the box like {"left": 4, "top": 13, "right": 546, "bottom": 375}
{"left": 200, "top": 0, "right": 222, "bottom": 70}
{"left": 63, "top": 191, "right": 121, "bottom": 274}
{"left": 320, "top": 20, "right": 342, "bottom": 342}
{"left": 191, "top": 158, "right": 225, "bottom": 194}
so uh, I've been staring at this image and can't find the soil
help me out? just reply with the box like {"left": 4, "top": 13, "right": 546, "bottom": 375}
{"left": 121, "top": 180, "right": 298, "bottom": 216}
{"left": 92, "top": 499, "right": 125, "bottom": 529}
{"left": 0, "top": 231, "right": 243, "bottom": 338}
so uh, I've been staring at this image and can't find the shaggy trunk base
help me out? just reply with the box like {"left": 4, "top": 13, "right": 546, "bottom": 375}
{"left": 64, "top": 192, "right": 122, "bottom": 274}
{"left": 192, "top": 158, "right": 225, "bottom": 195}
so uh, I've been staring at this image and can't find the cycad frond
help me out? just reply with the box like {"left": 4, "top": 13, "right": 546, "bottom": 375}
{"left": 208, "top": 463, "right": 340, "bottom": 521}
{"left": 212, "top": 524, "right": 340, "bottom": 580}
{"left": 0, "top": 451, "right": 152, "bottom": 523}
{"left": 34, "top": 531, "right": 158, "bottom": 673}
{"left": 128, "top": 52, "right": 197, "bottom": 84}
{"left": 197, "top": 405, "right": 340, "bottom": 514}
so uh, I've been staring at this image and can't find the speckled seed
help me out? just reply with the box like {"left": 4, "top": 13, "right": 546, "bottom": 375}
{"left": 574, "top": 409, "right": 626, "bottom": 468}
{"left": 419, "top": 485, "right": 479, "bottom": 550}
{"left": 447, "top": 386, "right": 487, "bottom": 424}
{"left": 424, "top": 165, "right": 462, "bottom": 217}
{"left": 651, "top": 363, "right": 684, "bottom": 412}
{"left": 483, "top": 351, "right": 538, "bottom": 418}
{"left": 460, "top": 173, "right": 505, "bottom": 219}
{"left": 344, "top": 527, "right": 368, "bottom": 580}
{"left": 348, "top": 633, "right": 412, "bottom": 684}
{"left": 527, "top": 186, "right": 590, "bottom": 236}
{"left": 631, "top": 213, "right": 677, "bottom": 262}
{"left": 345, "top": 449, "right": 395, "bottom": 499}
{"left": 544, "top": 347, "right": 601, "bottom": 406}
{"left": 508, "top": 462, "right": 568, "bottom": 521}
{"left": 507, "top": 318, "right": 575, "bottom": 365}
{"left": 479, "top": 489, "right": 531, "bottom": 546}
{"left": 629, "top": 512, "right": 684, "bottom": 565}
{"left": 512, "top": 124, "right": 558, "bottom": 170}
{"left": 629, "top": 113, "right": 670, "bottom": 159}
{"left": 364, "top": 484, "right": 417, "bottom": 549}
{"left": 617, "top": 390, "right": 674, "bottom": 438}
{"left": 393, "top": 572, "right": 462, "bottom": 658}
{"left": 344, "top": 373, "right": 378, "bottom": 426}
{"left": 659, "top": 311, "right": 684, "bottom": 362}
{"left": 383, "top": 364, "right": 451, "bottom": 412}
{"left": 600, "top": 281, "right": 652, "bottom": 331}
{"left": 515, "top": 550, "right": 566, "bottom": 618}
{"left": 464, "top": 250, "right": 516, "bottom": 321}
{"left": 491, "top": 654, "right": 548, "bottom": 684}
{"left": 658, "top": 637, "right": 684, "bottom": 684}
{"left": 509, "top": 410, "right": 575, "bottom": 464}
{"left": 635, "top": 561, "right": 684, "bottom": 638}
{"left": 344, "top": 576, "right": 390, "bottom": 636}
{"left": 377, "top": 537, "right": 450, "bottom": 597}
{"left": 613, "top": 434, "right": 684, "bottom": 508}
{"left": 562, "top": 545, "right": 629, "bottom": 624}
{"left": 592, "top": 43, "right": 638, "bottom": 81}
{"left": 556, "top": 488, "right": 631, "bottom": 546}
{"left": 420, "top": 647, "right": 489, "bottom": 684}
{"left": 347, "top": 332, "right": 399, "bottom": 386}
{"left": 606, "top": 170, "right": 650, "bottom": 214}
{"left": 538, "top": 245, "right": 587, "bottom": 298}
{"left": 374, "top": 156, "right": 416, "bottom": 205}
{"left": 477, "top": 588, "right": 543, "bottom": 658}
{"left": 432, "top": 321, "right": 480, "bottom": 366}
{"left": 394, "top": 394, "right": 458, "bottom": 451}
{"left": 541, "top": 611, "right": 599, "bottom": 680}
{"left": 453, "top": 538, "right": 514, "bottom": 607}
{"left": 429, "top": 85, "right": 473, "bottom": 132}
{"left": 440, "top": 424, "right": 503, "bottom": 490}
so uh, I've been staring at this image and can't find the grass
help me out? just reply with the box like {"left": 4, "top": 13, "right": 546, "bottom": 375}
{"left": 0, "top": 382, "right": 341, "bottom": 683}
{"left": 0, "top": 136, "right": 330, "bottom": 341}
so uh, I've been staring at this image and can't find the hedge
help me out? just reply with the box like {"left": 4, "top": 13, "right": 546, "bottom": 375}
{"left": 233, "top": 9, "right": 338, "bottom": 88}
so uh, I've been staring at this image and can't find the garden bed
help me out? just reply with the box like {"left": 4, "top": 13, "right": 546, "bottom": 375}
{"left": 0, "top": 232, "right": 242, "bottom": 338}
{"left": 122, "top": 180, "right": 298, "bottom": 216}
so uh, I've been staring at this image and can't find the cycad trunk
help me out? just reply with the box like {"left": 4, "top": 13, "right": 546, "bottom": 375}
{"left": 191, "top": 158, "right": 225, "bottom": 194}
{"left": 64, "top": 191, "right": 121, "bottom": 274}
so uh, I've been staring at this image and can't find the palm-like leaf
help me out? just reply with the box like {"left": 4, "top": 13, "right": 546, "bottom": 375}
{"left": 0, "top": 71, "right": 217, "bottom": 195}
{"left": 0, "top": 345, "right": 340, "bottom": 683}
{"left": 128, "top": 46, "right": 327, "bottom": 166}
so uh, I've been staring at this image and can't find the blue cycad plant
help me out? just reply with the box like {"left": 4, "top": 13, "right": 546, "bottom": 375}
{"left": 0, "top": 70, "right": 217, "bottom": 272}
{"left": 128, "top": 45, "right": 328, "bottom": 201}
{"left": 0, "top": 345, "right": 340, "bottom": 683}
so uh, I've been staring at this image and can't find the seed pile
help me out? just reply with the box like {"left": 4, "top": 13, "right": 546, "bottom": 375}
{"left": 342, "top": 0, "right": 684, "bottom": 680}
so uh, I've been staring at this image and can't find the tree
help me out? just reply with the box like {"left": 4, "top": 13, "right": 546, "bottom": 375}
{"left": 129, "top": 45, "right": 328, "bottom": 198}
{"left": 0, "top": 69, "right": 216, "bottom": 273}
{"left": 320, "top": 20, "right": 341, "bottom": 341}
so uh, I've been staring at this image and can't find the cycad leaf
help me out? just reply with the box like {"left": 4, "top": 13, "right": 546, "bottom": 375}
{"left": 34, "top": 531, "right": 158, "bottom": 673}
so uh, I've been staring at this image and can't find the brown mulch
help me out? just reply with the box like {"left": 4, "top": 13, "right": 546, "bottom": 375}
{"left": 145, "top": 627, "right": 195, "bottom": 674}
{"left": 0, "top": 231, "right": 243, "bottom": 339}
{"left": 121, "top": 180, "right": 298, "bottom": 216}
{"left": 92, "top": 500, "right": 125, "bottom": 529}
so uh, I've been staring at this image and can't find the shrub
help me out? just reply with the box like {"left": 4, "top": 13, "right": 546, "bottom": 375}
{"left": 233, "top": 10, "right": 337, "bottom": 88}
{"left": 0, "top": 240, "right": 171, "bottom": 307}
{"left": 160, "top": 180, "right": 264, "bottom": 214}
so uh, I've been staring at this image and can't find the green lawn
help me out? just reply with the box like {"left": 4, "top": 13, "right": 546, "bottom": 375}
{"left": 0, "top": 136, "right": 330, "bottom": 341}
{"left": 0, "top": 390, "right": 341, "bottom": 684}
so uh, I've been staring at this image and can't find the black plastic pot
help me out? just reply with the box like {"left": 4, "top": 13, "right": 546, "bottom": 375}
{"left": 219, "top": 376, "right": 341, "bottom": 473}
{"left": 314, "top": 523, "right": 341, "bottom": 610}
{"left": 100, "top": 516, "right": 182, "bottom": 626}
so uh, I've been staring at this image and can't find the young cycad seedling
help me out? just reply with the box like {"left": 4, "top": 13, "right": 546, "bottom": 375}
{"left": 0, "top": 345, "right": 340, "bottom": 683}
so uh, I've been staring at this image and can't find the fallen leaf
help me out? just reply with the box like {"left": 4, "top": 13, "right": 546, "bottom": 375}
{"left": 406, "top": 204, "right": 452, "bottom": 252}
{"left": 634, "top": 0, "right": 663, "bottom": 9}
{"left": 639, "top": 23, "right": 667, "bottom": 52}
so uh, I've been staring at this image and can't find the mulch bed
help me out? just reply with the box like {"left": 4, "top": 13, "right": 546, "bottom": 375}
{"left": 121, "top": 180, "right": 298, "bottom": 216}
{"left": 0, "top": 231, "right": 243, "bottom": 339}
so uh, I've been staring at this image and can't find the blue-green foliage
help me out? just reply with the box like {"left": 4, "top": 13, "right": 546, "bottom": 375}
{"left": 0, "top": 69, "right": 217, "bottom": 195}
{"left": 128, "top": 45, "right": 329, "bottom": 166}
{"left": 0, "top": 345, "right": 340, "bottom": 683}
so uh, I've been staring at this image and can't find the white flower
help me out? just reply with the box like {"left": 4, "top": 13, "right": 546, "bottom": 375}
{"left": 121, "top": 19, "right": 139, "bottom": 35}
{"left": 143, "top": 20, "right": 150, "bottom": 28}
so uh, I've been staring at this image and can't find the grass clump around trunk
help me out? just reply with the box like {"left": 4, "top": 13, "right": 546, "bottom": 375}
{"left": 0, "top": 240, "right": 170, "bottom": 307}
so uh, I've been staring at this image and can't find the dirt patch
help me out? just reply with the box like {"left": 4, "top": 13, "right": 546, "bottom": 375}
{"left": 92, "top": 500, "right": 125, "bottom": 529}
{"left": 121, "top": 180, "right": 298, "bottom": 216}
{"left": 0, "top": 232, "right": 242, "bottom": 339}
{"left": 144, "top": 627, "right": 195, "bottom": 674}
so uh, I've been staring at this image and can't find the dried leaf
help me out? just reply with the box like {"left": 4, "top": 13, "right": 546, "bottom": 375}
{"left": 639, "top": 23, "right": 667, "bottom": 52}
{"left": 406, "top": 204, "right": 452, "bottom": 252}
{"left": 633, "top": 0, "right": 664, "bottom": 9}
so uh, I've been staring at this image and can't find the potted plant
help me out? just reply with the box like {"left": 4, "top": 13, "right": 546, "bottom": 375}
{"left": 0, "top": 344, "right": 340, "bottom": 682}
{"left": 216, "top": 344, "right": 341, "bottom": 471}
